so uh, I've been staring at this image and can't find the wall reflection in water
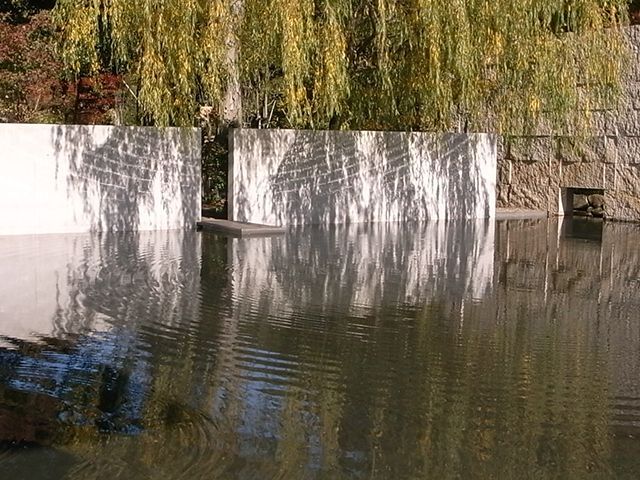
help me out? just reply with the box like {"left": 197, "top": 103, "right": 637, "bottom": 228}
{"left": 228, "top": 220, "right": 495, "bottom": 323}
{"left": 0, "top": 219, "right": 639, "bottom": 479}
{"left": 496, "top": 216, "right": 640, "bottom": 470}
{"left": 0, "top": 231, "right": 203, "bottom": 478}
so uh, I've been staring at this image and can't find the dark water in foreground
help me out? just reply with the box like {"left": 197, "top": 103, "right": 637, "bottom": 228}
{"left": 0, "top": 218, "right": 639, "bottom": 479}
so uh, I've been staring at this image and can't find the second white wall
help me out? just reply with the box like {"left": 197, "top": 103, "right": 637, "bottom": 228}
{"left": 229, "top": 129, "right": 496, "bottom": 226}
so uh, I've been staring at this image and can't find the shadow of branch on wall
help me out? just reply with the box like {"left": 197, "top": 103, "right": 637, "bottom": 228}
{"left": 232, "top": 129, "right": 495, "bottom": 226}
{"left": 434, "top": 133, "right": 496, "bottom": 220}
{"left": 50, "top": 125, "right": 200, "bottom": 233}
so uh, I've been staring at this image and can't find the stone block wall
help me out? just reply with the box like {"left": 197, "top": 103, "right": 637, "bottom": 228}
{"left": 230, "top": 129, "right": 497, "bottom": 226}
{"left": 0, "top": 124, "right": 201, "bottom": 235}
{"left": 497, "top": 26, "right": 640, "bottom": 221}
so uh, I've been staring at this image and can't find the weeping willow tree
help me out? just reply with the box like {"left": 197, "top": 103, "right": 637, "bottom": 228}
{"left": 53, "top": 0, "right": 628, "bottom": 134}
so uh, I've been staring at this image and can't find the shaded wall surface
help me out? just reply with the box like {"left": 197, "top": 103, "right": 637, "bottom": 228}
{"left": 498, "top": 26, "right": 640, "bottom": 221}
{"left": 0, "top": 124, "right": 201, "bottom": 235}
{"left": 230, "top": 129, "right": 497, "bottom": 225}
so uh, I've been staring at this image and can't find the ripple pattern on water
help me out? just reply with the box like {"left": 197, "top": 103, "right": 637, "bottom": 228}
{"left": 1, "top": 220, "right": 640, "bottom": 478}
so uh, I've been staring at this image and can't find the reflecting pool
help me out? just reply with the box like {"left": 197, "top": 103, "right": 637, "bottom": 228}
{"left": 0, "top": 218, "right": 639, "bottom": 479}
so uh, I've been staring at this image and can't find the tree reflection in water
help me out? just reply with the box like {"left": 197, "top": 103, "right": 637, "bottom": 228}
{"left": 0, "top": 220, "right": 639, "bottom": 479}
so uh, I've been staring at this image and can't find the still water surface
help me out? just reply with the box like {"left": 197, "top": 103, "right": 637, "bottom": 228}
{"left": 0, "top": 218, "right": 639, "bottom": 479}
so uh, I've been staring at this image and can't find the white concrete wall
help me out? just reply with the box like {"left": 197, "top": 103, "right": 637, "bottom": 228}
{"left": 229, "top": 129, "right": 497, "bottom": 226}
{"left": 0, "top": 123, "right": 200, "bottom": 235}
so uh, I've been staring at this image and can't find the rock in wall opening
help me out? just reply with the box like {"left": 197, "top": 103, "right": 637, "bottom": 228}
{"left": 562, "top": 187, "right": 606, "bottom": 219}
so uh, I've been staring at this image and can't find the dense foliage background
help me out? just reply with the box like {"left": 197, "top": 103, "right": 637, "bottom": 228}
{"left": 52, "top": 0, "right": 629, "bottom": 134}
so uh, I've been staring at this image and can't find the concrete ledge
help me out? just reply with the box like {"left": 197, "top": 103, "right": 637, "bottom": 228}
{"left": 495, "top": 208, "right": 548, "bottom": 220}
{"left": 197, "top": 218, "right": 287, "bottom": 237}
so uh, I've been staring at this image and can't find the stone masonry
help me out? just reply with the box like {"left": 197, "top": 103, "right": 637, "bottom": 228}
{"left": 497, "top": 26, "right": 640, "bottom": 222}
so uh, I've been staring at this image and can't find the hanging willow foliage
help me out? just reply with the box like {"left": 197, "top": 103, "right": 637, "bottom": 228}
{"left": 53, "top": 0, "right": 628, "bottom": 134}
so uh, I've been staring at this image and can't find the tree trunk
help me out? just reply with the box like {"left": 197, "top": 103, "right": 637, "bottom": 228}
{"left": 221, "top": 0, "right": 244, "bottom": 127}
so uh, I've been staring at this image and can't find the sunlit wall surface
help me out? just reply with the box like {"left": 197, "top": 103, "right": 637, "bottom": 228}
{"left": 1, "top": 219, "right": 640, "bottom": 479}
{"left": 230, "top": 129, "right": 497, "bottom": 225}
{"left": 0, "top": 124, "right": 201, "bottom": 235}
